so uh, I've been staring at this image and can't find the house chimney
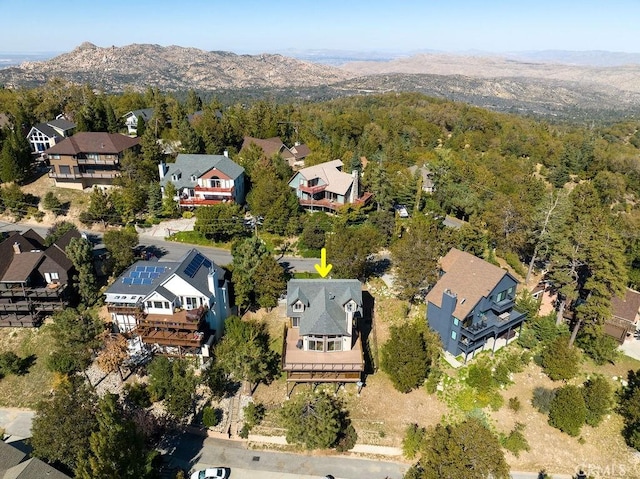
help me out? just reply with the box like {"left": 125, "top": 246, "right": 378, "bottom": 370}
{"left": 294, "top": 141, "right": 300, "bottom": 147}
{"left": 350, "top": 170, "right": 359, "bottom": 203}
{"left": 207, "top": 266, "right": 217, "bottom": 296}
{"left": 12, "top": 242, "right": 20, "bottom": 254}
{"left": 158, "top": 162, "right": 167, "bottom": 180}
{"left": 223, "top": 150, "right": 228, "bottom": 158}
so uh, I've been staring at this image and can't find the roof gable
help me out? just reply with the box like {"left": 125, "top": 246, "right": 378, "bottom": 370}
{"left": 294, "top": 160, "right": 354, "bottom": 195}
{"left": 160, "top": 154, "right": 244, "bottom": 189}
{"left": 426, "top": 248, "right": 515, "bottom": 319}
{"left": 287, "top": 279, "right": 362, "bottom": 336}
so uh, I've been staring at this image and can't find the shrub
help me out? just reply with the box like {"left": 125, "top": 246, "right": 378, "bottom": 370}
{"left": 502, "top": 350, "right": 530, "bottom": 374}
{"left": 182, "top": 211, "right": 194, "bottom": 219}
{"left": 467, "top": 363, "right": 495, "bottom": 393}
{"left": 123, "top": 383, "right": 151, "bottom": 408}
{"left": 424, "top": 368, "right": 442, "bottom": 394}
{"left": 0, "top": 351, "right": 23, "bottom": 375}
{"left": 202, "top": 406, "right": 221, "bottom": 428}
{"left": 27, "top": 206, "right": 44, "bottom": 222}
{"left": 548, "top": 385, "right": 587, "bottom": 436}
{"left": 582, "top": 375, "right": 612, "bottom": 427}
{"left": 381, "top": 323, "right": 434, "bottom": 393}
{"left": 42, "top": 191, "right": 62, "bottom": 213}
{"left": 501, "top": 422, "right": 530, "bottom": 457}
{"left": 532, "top": 387, "right": 556, "bottom": 414}
{"left": 493, "top": 362, "right": 511, "bottom": 386}
{"left": 335, "top": 423, "right": 357, "bottom": 452}
{"left": 539, "top": 336, "right": 581, "bottom": 381}
{"left": 243, "top": 402, "right": 265, "bottom": 429}
{"left": 503, "top": 251, "right": 527, "bottom": 277}
{"left": 403, "top": 423, "right": 426, "bottom": 459}
{"left": 238, "top": 423, "right": 250, "bottom": 439}
{"left": 508, "top": 397, "right": 522, "bottom": 413}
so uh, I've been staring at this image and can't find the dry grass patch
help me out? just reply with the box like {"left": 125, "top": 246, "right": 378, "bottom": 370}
{"left": 0, "top": 325, "right": 56, "bottom": 408}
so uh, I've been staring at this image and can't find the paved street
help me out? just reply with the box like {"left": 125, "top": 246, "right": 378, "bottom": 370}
{"left": 167, "top": 434, "right": 408, "bottom": 479}
{"left": 0, "top": 219, "right": 319, "bottom": 273}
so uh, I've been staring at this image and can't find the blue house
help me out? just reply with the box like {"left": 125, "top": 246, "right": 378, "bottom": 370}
{"left": 426, "top": 248, "right": 526, "bottom": 361}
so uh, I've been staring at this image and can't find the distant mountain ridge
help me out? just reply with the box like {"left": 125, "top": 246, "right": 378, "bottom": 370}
{"left": 1, "top": 42, "right": 639, "bottom": 121}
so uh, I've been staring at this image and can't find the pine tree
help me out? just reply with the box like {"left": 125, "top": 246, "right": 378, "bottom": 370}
{"left": 76, "top": 393, "right": 157, "bottom": 479}
{"left": 253, "top": 255, "right": 287, "bottom": 310}
{"left": 66, "top": 237, "right": 99, "bottom": 306}
{"left": 147, "top": 182, "right": 163, "bottom": 218}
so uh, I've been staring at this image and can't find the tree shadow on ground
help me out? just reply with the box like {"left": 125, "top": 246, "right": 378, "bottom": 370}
{"left": 361, "top": 290, "right": 376, "bottom": 376}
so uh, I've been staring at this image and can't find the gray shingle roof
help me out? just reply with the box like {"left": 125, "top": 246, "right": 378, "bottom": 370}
{"left": 287, "top": 279, "right": 362, "bottom": 336}
{"left": 124, "top": 108, "right": 154, "bottom": 121}
{"left": 160, "top": 154, "right": 244, "bottom": 189}
{"left": 105, "top": 248, "right": 225, "bottom": 300}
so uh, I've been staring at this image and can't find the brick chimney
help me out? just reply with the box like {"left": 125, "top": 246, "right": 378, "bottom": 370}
{"left": 13, "top": 242, "right": 20, "bottom": 254}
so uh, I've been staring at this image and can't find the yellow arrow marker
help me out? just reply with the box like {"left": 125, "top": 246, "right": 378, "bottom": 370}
{"left": 314, "top": 248, "right": 333, "bottom": 278}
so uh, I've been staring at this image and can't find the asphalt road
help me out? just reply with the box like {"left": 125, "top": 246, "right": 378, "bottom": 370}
{"left": 0, "top": 220, "right": 319, "bottom": 273}
{"left": 166, "top": 433, "right": 408, "bottom": 479}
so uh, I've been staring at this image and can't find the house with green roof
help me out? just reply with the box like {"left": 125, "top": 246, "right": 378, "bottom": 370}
{"left": 159, "top": 153, "right": 245, "bottom": 207}
{"left": 282, "top": 279, "right": 365, "bottom": 394}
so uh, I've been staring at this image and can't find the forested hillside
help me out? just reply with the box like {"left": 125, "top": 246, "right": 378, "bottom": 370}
{"left": 1, "top": 83, "right": 640, "bottom": 361}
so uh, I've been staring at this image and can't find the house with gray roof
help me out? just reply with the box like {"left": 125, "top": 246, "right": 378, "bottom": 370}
{"left": 123, "top": 108, "right": 154, "bottom": 135}
{"left": 240, "top": 136, "right": 311, "bottom": 169}
{"left": 288, "top": 159, "right": 372, "bottom": 213}
{"left": 0, "top": 441, "right": 71, "bottom": 479}
{"left": 104, "top": 248, "right": 231, "bottom": 356}
{"left": 159, "top": 153, "right": 245, "bottom": 207}
{"left": 282, "top": 279, "right": 365, "bottom": 391}
{"left": 26, "top": 118, "right": 75, "bottom": 154}
{"left": 426, "top": 248, "right": 527, "bottom": 361}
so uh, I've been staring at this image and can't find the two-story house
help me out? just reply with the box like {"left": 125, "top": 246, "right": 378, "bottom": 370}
{"left": 122, "top": 108, "right": 154, "bottom": 135}
{"left": 240, "top": 136, "right": 311, "bottom": 169}
{"left": 605, "top": 288, "right": 640, "bottom": 344}
{"left": 282, "top": 279, "right": 364, "bottom": 395}
{"left": 426, "top": 248, "right": 527, "bottom": 361}
{"left": 46, "top": 132, "right": 140, "bottom": 190}
{"left": 0, "top": 229, "right": 78, "bottom": 327}
{"left": 104, "top": 249, "right": 231, "bottom": 356}
{"left": 288, "top": 159, "right": 372, "bottom": 213}
{"left": 159, "top": 153, "right": 246, "bottom": 207}
{"left": 26, "top": 117, "right": 76, "bottom": 154}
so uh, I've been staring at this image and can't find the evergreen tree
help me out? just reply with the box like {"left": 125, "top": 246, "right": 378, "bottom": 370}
{"left": 76, "top": 393, "right": 158, "bottom": 479}
{"left": 582, "top": 375, "right": 613, "bottom": 427}
{"left": 177, "top": 118, "right": 203, "bottom": 154}
{"left": 618, "top": 369, "right": 640, "bottom": 451}
{"left": 185, "top": 89, "right": 203, "bottom": 114}
{"left": 253, "top": 255, "right": 287, "bottom": 310}
{"left": 417, "top": 418, "right": 510, "bottom": 479}
{"left": 161, "top": 181, "right": 179, "bottom": 218}
{"left": 326, "top": 225, "right": 380, "bottom": 280}
{"left": 231, "top": 236, "right": 270, "bottom": 310}
{"left": 381, "top": 322, "right": 438, "bottom": 393}
{"left": 539, "top": 335, "right": 581, "bottom": 381}
{"left": 66, "top": 237, "right": 99, "bottom": 306}
{"left": 548, "top": 385, "right": 587, "bottom": 436}
{"left": 140, "top": 126, "right": 164, "bottom": 164}
{"left": 147, "top": 182, "right": 163, "bottom": 218}
{"left": 103, "top": 226, "right": 139, "bottom": 277}
{"left": 215, "top": 316, "right": 279, "bottom": 391}
{"left": 31, "top": 378, "right": 99, "bottom": 474}
{"left": 0, "top": 127, "right": 31, "bottom": 183}
{"left": 194, "top": 203, "right": 245, "bottom": 243}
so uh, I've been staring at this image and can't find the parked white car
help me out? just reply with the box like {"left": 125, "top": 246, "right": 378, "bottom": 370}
{"left": 190, "top": 467, "right": 229, "bottom": 479}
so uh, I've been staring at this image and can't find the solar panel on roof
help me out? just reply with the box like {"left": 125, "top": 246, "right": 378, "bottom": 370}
{"left": 130, "top": 271, "right": 140, "bottom": 278}
{"left": 135, "top": 266, "right": 145, "bottom": 272}
{"left": 155, "top": 266, "right": 166, "bottom": 273}
{"left": 141, "top": 278, "right": 153, "bottom": 285}
{"left": 185, "top": 253, "right": 210, "bottom": 278}
{"left": 132, "top": 278, "right": 143, "bottom": 285}
{"left": 122, "top": 277, "right": 133, "bottom": 285}
{"left": 144, "top": 266, "right": 155, "bottom": 272}
{"left": 140, "top": 272, "right": 150, "bottom": 279}
{"left": 150, "top": 272, "right": 160, "bottom": 279}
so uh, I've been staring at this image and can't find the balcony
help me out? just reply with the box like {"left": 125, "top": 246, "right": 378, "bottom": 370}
{"left": 282, "top": 327, "right": 364, "bottom": 382}
{"left": 194, "top": 185, "right": 234, "bottom": 194}
{"left": 491, "top": 298, "right": 515, "bottom": 314}
{"left": 136, "top": 306, "right": 208, "bottom": 348}
{"left": 49, "top": 171, "right": 120, "bottom": 179}
{"left": 77, "top": 157, "right": 119, "bottom": 165}
{"left": 460, "top": 309, "right": 526, "bottom": 341}
{"left": 299, "top": 198, "right": 342, "bottom": 212}
{"left": 298, "top": 184, "right": 327, "bottom": 195}
{"left": 179, "top": 197, "right": 232, "bottom": 207}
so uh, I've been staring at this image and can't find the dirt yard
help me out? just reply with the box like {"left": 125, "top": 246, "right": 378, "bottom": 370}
{"left": 249, "top": 285, "right": 640, "bottom": 476}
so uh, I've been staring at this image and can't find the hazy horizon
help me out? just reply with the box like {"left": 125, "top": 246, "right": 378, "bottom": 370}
{"left": 1, "top": 0, "right": 639, "bottom": 56}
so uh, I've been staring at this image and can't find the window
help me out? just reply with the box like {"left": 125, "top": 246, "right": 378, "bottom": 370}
{"left": 87, "top": 153, "right": 99, "bottom": 160}
{"left": 345, "top": 301, "right": 356, "bottom": 312}
{"left": 185, "top": 297, "right": 197, "bottom": 310}
{"left": 451, "top": 331, "right": 457, "bottom": 340}
{"left": 59, "top": 165, "right": 70, "bottom": 175}
{"left": 453, "top": 317, "right": 459, "bottom": 326}
{"left": 44, "top": 272, "right": 60, "bottom": 283}
{"left": 153, "top": 301, "right": 163, "bottom": 309}
{"left": 292, "top": 301, "right": 304, "bottom": 312}
{"left": 164, "top": 302, "right": 170, "bottom": 309}
{"left": 496, "top": 291, "right": 507, "bottom": 302}
{"left": 146, "top": 301, "right": 152, "bottom": 309}
{"left": 327, "top": 338, "right": 343, "bottom": 351}
{"left": 291, "top": 317, "right": 299, "bottom": 327}
{"left": 307, "top": 337, "right": 324, "bottom": 352}
{"left": 507, "top": 286, "right": 515, "bottom": 297}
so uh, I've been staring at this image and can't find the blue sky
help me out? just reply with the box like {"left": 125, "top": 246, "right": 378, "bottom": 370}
{"left": 1, "top": 0, "right": 638, "bottom": 54}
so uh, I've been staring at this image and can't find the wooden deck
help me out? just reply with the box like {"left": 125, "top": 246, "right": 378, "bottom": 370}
{"left": 282, "top": 327, "right": 364, "bottom": 382}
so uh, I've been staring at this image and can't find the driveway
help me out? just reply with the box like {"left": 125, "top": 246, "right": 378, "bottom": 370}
{"left": 0, "top": 408, "right": 34, "bottom": 439}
